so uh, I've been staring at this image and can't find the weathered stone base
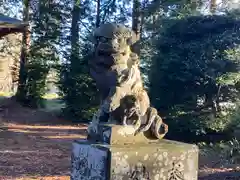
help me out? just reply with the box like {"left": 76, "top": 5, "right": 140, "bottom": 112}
{"left": 71, "top": 139, "right": 199, "bottom": 180}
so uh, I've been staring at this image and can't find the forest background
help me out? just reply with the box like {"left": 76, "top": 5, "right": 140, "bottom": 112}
{"left": 0, "top": 0, "right": 240, "bottom": 144}
{"left": 0, "top": 1, "right": 240, "bottom": 179}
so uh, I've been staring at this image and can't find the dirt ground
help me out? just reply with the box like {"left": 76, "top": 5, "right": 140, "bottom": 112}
{"left": 0, "top": 98, "right": 239, "bottom": 180}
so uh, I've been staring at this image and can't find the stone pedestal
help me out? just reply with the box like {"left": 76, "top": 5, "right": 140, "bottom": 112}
{"left": 71, "top": 124, "right": 199, "bottom": 180}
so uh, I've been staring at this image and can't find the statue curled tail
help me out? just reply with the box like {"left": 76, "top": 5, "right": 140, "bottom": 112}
{"left": 134, "top": 107, "right": 168, "bottom": 139}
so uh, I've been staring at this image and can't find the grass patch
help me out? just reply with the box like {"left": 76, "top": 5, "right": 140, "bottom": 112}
{"left": 42, "top": 93, "right": 65, "bottom": 112}
{"left": 0, "top": 92, "right": 60, "bottom": 100}
{"left": 0, "top": 92, "right": 64, "bottom": 112}
{"left": 44, "top": 99, "right": 65, "bottom": 112}
{"left": 42, "top": 93, "right": 60, "bottom": 100}
{"left": 0, "top": 91, "right": 14, "bottom": 97}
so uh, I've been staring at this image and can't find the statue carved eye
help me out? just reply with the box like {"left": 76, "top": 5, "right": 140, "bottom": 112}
{"left": 117, "top": 38, "right": 122, "bottom": 43}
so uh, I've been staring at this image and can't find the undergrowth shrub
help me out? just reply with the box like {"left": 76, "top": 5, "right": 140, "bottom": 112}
{"left": 199, "top": 138, "right": 240, "bottom": 166}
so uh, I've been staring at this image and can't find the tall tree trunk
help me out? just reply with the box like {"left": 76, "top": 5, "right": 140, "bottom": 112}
{"left": 16, "top": 0, "right": 30, "bottom": 102}
{"left": 96, "top": 0, "right": 101, "bottom": 27}
{"left": 132, "top": 0, "right": 142, "bottom": 41}
{"left": 140, "top": 0, "right": 148, "bottom": 40}
{"left": 132, "top": 0, "right": 142, "bottom": 55}
{"left": 70, "top": 0, "right": 81, "bottom": 66}
{"left": 60, "top": 0, "right": 84, "bottom": 117}
{"left": 68, "top": 0, "right": 81, "bottom": 102}
{"left": 215, "top": 84, "right": 221, "bottom": 112}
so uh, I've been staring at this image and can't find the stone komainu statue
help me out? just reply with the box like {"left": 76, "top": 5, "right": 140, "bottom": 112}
{"left": 88, "top": 23, "right": 168, "bottom": 139}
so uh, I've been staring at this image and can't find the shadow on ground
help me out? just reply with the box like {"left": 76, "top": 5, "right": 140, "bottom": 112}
{"left": 0, "top": 97, "right": 87, "bottom": 179}
{"left": 0, "top": 97, "right": 68, "bottom": 125}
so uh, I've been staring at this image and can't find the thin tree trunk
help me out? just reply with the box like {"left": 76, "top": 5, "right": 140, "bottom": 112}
{"left": 96, "top": 0, "right": 101, "bottom": 28}
{"left": 16, "top": 0, "right": 30, "bottom": 102}
{"left": 216, "top": 84, "right": 221, "bottom": 112}
{"left": 70, "top": 0, "right": 81, "bottom": 66}
{"left": 132, "top": 0, "right": 142, "bottom": 55}
{"left": 132, "top": 0, "right": 142, "bottom": 41}
{"left": 140, "top": 0, "right": 149, "bottom": 40}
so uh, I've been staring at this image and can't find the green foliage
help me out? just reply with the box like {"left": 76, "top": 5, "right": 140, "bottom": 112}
{"left": 56, "top": 0, "right": 99, "bottom": 121}
{"left": 57, "top": 0, "right": 132, "bottom": 121}
{"left": 227, "top": 103, "right": 240, "bottom": 129}
{"left": 228, "top": 139, "right": 240, "bottom": 164}
{"left": 58, "top": 52, "right": 99, "bottom": 121}
{"left": 3, "top": 1, "right": 240, "bottom": 135}
{"left": 199, "top": 139, "right": 240, "bottom": 165}
{"left": 16, "top": 0, "right": 61, "bottom": 108}
{"left": 149, "top": 14, "right": 240, "bottom": 140}
{"left": 23, "top": 61, "right": 49, "bottom": 108}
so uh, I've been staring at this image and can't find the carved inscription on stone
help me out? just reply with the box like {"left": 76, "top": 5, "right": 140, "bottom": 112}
{"left": 168, "top": 161, "right": 185, "bottom": 180}
{"left": 71, "top": 142, "right": 107, "bottom": 180}
{"left": 129, "top": 163, "right": 150, "bottom": 180}
{"left": 110, "top": 145, "right": 200, "bottom": 180}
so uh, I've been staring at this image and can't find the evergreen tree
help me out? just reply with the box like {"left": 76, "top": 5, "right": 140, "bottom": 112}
{"left": 149, "top": 13, "right": 240, "bottom": 140}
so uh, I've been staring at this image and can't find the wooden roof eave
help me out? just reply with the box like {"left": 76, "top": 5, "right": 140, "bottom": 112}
{"left": 0, "top": 14, "right": 28, "bottom": 38}
{"left": 0, "top": 28, "right": 25, "bottom": 38}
